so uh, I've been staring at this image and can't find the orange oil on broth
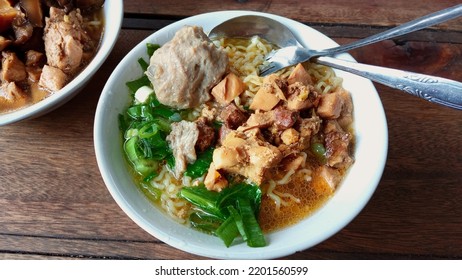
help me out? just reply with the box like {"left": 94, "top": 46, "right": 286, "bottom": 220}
{"left": 259, "top": 166, "right": 336, "bottom": 233}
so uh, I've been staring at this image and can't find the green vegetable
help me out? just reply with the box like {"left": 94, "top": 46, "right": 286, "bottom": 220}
{"left": 122, "top": 96, "right": 175, "bottom": 180}
{"left": 237, "top": 197, "right": 266, "bottom": 247}
{"left": 219, "top": 182, "right": 262, "bottom": 216}
{"left": 179, "top": 183, "right": 265, "bottom": 247}
{"left": 126, "top": 75, "right": 151, "bottom": 93}
{"left": 215, "top": 215, "right": 240, "bottom": 247}
{"left": 146, "top": 43, "right": 160, "bottom": 57}
{"left": 138, "top": 122, "right": 159, "bottom": 139}
{"left": 124, "top": 136, "right": 159, "bottom": 178}
{"left": 184, "top": 148, "right": 214, "bottom": 179}
{"left": 140, "top": 182, "right": 161, "bottom": 201}
{"left": 189, "top": 212, "right": 223, "bottom": 233}
{"left": 138, "top": 57, "right": 149, "bottom": 71}
{"left": 179, "top": 185, "right": 224, "bottom": 220}
{"left": 227, "top": 206, "right": 247, "bottom": 241}
{"left": 311, "top": 142, "right": 327, "bottom": 163}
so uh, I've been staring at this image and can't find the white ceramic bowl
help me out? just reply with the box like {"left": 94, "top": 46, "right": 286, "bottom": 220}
{"left": 0, "top": 0, "right": 123, "bottom": 126}
{"left": 94, "top": 11, "right": 388, "bottom": 259}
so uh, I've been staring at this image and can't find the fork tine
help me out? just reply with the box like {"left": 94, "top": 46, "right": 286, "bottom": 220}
{"left": 259, "top": 47, "right": 297, "bottom": 75}
{"left": 259, "top": 52, "right": 283, "bottom": 75}
{"left": 258, "top": 63, "right": 278, "bottom": 76}
{"left": 264, "top": 50, "right": 278, "bottom": 61}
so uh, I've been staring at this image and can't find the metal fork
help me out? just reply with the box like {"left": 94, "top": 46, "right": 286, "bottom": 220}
{"left": 259, "top": 4, "right": 462, "bottom": 76}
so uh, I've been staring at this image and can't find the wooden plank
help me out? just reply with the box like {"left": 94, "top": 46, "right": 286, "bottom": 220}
{"left": 123, "top": 0, "right": 462, "bottom": 31}
{"left": 0, "top": 234, "right": 204, "bottom": 260}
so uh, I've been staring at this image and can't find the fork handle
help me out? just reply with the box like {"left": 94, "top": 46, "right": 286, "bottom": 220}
{"left": 315, "top": 56, "right": 462, "bottom": 110}
{"left": 315, "top": 4, "right": 462, "bottom": 57}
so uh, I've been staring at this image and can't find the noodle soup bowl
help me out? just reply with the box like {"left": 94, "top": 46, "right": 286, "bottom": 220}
{"left": 94, "top": 11, "right": 388, "bottom": 259}
{"left": 0, "top": 0, "right": 123, "bottom": 125}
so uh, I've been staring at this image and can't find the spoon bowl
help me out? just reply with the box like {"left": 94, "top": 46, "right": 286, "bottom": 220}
{"left": 209, "top": 15, "right": 300, "bottom": 48}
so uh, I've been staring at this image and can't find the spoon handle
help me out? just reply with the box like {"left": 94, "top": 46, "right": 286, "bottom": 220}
{"left": 316, "top": 4, "right": 462, "bottom": 57}
{"left": 315, "top": 56, "right": 462, "bottom": 110}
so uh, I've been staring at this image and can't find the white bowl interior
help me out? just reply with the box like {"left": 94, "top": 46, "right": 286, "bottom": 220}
{"left": 0, "top": 0, "right": 123, "bottom": 126}
{"left": 94, "top": 11, "right": 388, "bottom": 259}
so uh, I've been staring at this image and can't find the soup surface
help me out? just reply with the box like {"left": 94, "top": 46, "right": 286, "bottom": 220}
{"left": 0, "top": 0, "right": 105, "bottom": 113}
{"left": 120, "top": 26, "right": 355, "bottom": 247}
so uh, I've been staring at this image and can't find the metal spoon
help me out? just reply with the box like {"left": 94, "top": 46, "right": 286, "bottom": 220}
{"left": 208, "top": 10, "right": 462, "bottom": 110}
{"left": 265, "top": 5, "right": 462, "bottom": 75}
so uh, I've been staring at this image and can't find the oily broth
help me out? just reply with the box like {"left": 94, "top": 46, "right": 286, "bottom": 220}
{"left": 259, "top": 176, "right": 332, "bottom": 232}
{"left": 259, "top": 160, "right": 346, "bottom": 233}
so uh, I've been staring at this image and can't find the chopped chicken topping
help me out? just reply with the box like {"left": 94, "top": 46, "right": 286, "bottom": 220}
{"left": 212, "top": 130, "right": 282, "bottom": 185}
{"left": 204, "top": 163, "right": 228, "bottom": 192}
{"left": 281, "top": 128, "right": 300, "bottom": 145}
{"left": 249, "top": 74, "right": 286, "bottom": 111}
{"left": 312, "top": 165, "right": 341, "bottom": 195}
{"left": 287, "top": 63, "right": 313, "bottom": 85}
{"left": 38, "top": 65, "right": 68, "bottom": 91}
{"left": 317, "top": 90, "right": 344, "bottom": 119}
{"left": 324, "top": 120, "right": 353, "bottom": 169}
{"left": 211, "top": 72, "right": 246, "bottom": 105}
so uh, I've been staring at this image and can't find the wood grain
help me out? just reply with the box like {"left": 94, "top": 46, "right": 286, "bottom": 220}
{"left": 124, "top": 0, "right": 462, "bottom": 31}
{"left": 1, "top": 1, "right": 461, "bottom": 259}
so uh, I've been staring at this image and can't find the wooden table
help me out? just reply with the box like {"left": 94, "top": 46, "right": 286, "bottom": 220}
{"left": 1, "top": 0, "right": 461, "bottom": 260}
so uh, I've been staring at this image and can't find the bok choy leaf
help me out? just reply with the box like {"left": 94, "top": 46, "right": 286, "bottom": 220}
{"left": 179, "top": 183, "right": 266, "bottom": 247}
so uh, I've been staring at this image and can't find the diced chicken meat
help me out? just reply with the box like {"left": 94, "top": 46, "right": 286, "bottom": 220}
{"left": 217, "top": 125, "right": 233, "bottom": 145}
{"left": 286, "top": 82, "right": 320, "bottom": 111}
{"left": 166, "top": 120, "right": 199, "bottom": 178}
{"left": 0, "top": 82, "right": 27, "bottom": 109}
{"left": 279, "top": 153, "right": 306, "bottom": 172}
{"left": 195, "top": 118, "right": 216, "bottom": 152}
{"left": 212, "top": 130, "right": 282, "bottom": 185}
{"left": 200, "top": 104, "right": 218, "bottom": 122}
{"left": 146, "top": 26, "right": 228, "bottom": 109}
{"left": 0, "top": 36, "right": 12, "bottom": 51}
{"left": 323, "top": 120, "right": 353, "bottom": 169}
{"left": 12, "top": 11, "right": 34, "bottom": 45}
{"left": 317, "top": 90, "right": 344, "bottom": 119}
{"left": 244, "top": 110, "right": 275, "bottom": 129}
{"left": 280, "top": 128, "right": 300, "bottom": 145}
{"left": 219, "top": 102, "right": 248, "bottom": 130}
{"left": 38, "top": 65, "right": 68, "bottom": 91}
{"left": 249, "top": 74, "right": 286, "bottom": 111}
{"left": 211, "top": 72, "right": 246, "bottom": 105}
{"left": 312, "top": 165, "right": 341, "bottom": 195}
{"left": 243, "top": 106, "right": 296, "bottom": 131}
{"left": 25, "top": 50, "right": 45, "bottom": 67}
{"left": 43, "top": 7, "right": 87, "bottom": 75}
{"left": 0, "top": 1, "right": 18, "bottom": 33}
{"left": 336, "top": 88, "right": 354, "bottom": 130}
{"left": 1, "top": 52, "right": 27, "bottom": 82}
{"left": 204, "top": 163, "right": 228, "bottom": 192}
{"left": 287, "top": 63, "right": 313, "bottom": 85}
{"left": 273, "top": 106, "right": 298, "bottom": 130}
{"left": 296, "top": 116, "right": 321, "bottom": 149}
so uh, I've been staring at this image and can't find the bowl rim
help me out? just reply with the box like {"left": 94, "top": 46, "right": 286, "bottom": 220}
{"left": 94, "top": 10, "right": 388, "bottom": 259}
{"left": 0, "top": 0, "right": 124, "bottom": 126}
